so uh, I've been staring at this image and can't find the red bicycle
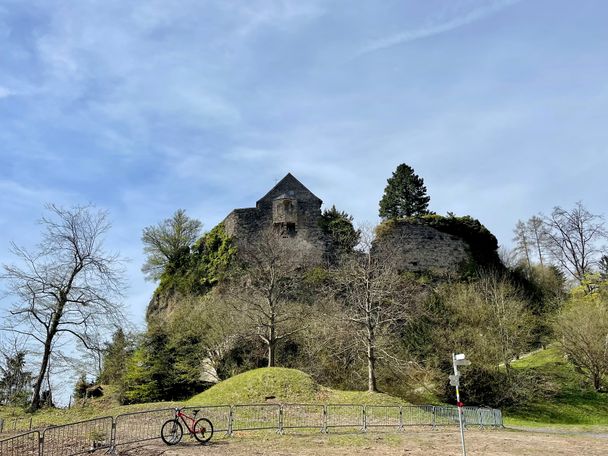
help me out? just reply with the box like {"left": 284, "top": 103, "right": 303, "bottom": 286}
{"left": 160, "top": 407, "right": 214, "bottom": 445}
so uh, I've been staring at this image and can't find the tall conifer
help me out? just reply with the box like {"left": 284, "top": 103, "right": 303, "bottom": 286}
{"left": 379, "top": 164, "right": 431, "bottom": 219}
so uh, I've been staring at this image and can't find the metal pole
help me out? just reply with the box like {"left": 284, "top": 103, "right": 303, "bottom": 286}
{"left": 453, "top": 353, "right": 467, "bottom": 456}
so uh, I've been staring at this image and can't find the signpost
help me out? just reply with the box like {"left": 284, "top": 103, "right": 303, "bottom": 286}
{"left": 452, "top": 353, "right": 470, "bottom": 456}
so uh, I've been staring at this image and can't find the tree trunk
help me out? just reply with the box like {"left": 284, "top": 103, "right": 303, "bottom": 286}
{"left": 593, "top": 372, "right": 602, "bottom": 391}
{"left": 267, "top": 310, "right": 276, "bottom": 368}
{"left": 367, "top": 325, "right": 377, "bottom": 392}
{"left": 267, "top": 341, "right": 276, "bottom": 368}
{"left": 30, "top": 339, "right": 52, "bottom": 411}
{"left": 367, "top": 342, "right": 377, "bottom": 392}
{"left": 30, "top": 299, "right": 65, "bottom": 411}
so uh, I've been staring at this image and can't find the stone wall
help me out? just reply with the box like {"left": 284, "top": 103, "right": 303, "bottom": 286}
{"left": 378, "top": 221, "right": 472, "bottom": 276}
{"left": 223, "top": 173, "right": 329, "bottom": 261}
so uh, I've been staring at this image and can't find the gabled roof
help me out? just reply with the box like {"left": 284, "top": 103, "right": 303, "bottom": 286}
{"left": 257, "top": 173, "right": 322, "bottom": 205}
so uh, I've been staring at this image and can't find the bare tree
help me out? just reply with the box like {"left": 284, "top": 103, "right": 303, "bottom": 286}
{"left": 438, "top": 270, "right": 534, "bottom": 373}
{"left": 555, "top": 295, "right": 608, "bottom": 391}
{"left": 227, "top": 229, "right": 316, "bottom": 367}
{"left": 513, "top": 220, "right": 532, "bottom": 269}
{"left": 332, "top": 225, "right": 416, "bottom": 392}
{"left": 1, "top": 204, "right": 126, "bottom": 411}
{"left": 527, "top": 216, "right": 546, "bottom": 267}
{"left": 543, "top": 202, "right": 607, "bottom": 286}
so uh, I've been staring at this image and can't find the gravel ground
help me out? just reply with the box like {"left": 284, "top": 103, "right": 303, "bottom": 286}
{"left": 115, "top": 429, "right": 608, "bottom": 456}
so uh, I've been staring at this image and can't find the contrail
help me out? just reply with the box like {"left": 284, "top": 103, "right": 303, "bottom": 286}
{"left": 355, "top": 0, "right": 523, "bottom": 57}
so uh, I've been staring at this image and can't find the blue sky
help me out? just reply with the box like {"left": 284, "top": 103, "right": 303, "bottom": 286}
{"left": 1, "top": 0, "right": 607, "bottom": 327}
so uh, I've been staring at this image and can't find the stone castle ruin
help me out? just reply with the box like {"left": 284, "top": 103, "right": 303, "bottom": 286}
{"left": 222, "top": 173, "right": 479, "bottom": 276}
{"left": 223, "top": 173, "right": 329, "bottom": 260}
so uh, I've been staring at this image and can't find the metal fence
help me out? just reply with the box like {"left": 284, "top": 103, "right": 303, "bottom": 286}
{"left": 0, "top": 431, "right": 39, "bottom": 456}
{"left": 0, "top": 404, "right": 503, "bottom": 455}
{"left": 41, "top": 417, "right": 113, "bottom": 456}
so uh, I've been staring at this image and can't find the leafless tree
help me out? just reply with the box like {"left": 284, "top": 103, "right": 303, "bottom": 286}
{"left": 555, "top": 295, "right": 608, "bottom": 391}
{"left": 0, "top": 204, "right": 126, "bottom": 411}
{"left": 332, "top": 225, "right": 417, "bottom": 392}
{"left": 226, "top": 228, "right": 317, "bottom": 367}
{"left": 512, "top": 220, "right": 532, "bottom": 269}
{"left": 542, "top": 202, "right": 607, "bottom": 286}
{"left": 512, "top": 216, "right": 548, "bottom": 269}
{"left": 527, "top": 216, "right": 546, "bottom": 267}
{"left": 438, "top": 270, "right": 534, "bottom": 373}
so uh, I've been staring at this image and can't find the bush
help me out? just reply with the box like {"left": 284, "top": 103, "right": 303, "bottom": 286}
{"left": 440, "top": 366, "right": 556, "bottom": 408}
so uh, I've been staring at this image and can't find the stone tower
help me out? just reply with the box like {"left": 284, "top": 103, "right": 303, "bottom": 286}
{"left": 222, "top": 173, "right": 328, "bottom": 259}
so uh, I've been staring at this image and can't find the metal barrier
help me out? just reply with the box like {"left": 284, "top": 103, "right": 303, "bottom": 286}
{"left": 0, "top": 404, "right": 503, "bottom": 454}
{"left": 326, "top": 404, "right": 364, "bottom": 431}
{"left": 433, "top": 406, "right": 460, "bottom": 427}
{"left": 477, "top": 408, "right": 497, "bottom": 428}
{"left": 113, "top": 408, "right": 175, "bottom": 447}
{"left": 231, "top": 404, "right": 280, "bottom": 433}
{"left": 0, "top": 430, "right": 40, "bottom": 456}
{"left": 183, "top": 405, "right": 232, "bottom": 434}
{"left": 41, "top": 417, "right": 113, "bottom": 456}
{"left": 280, "top": 404, "right": 325, "bottom": 432}
{"left": 402, "top": 405, "right": 434, "bottom": 427}
{"left": 364, "top": 405, "right": 402, "bottom": 430}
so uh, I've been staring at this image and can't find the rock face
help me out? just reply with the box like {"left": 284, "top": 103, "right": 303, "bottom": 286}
{"left": 377, "top": 221, "right": 472, "bottom": 277}
{"left": 223, "top": 173, "right": 329, "bottom": 261}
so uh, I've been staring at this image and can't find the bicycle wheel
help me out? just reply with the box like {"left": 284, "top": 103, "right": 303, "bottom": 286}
{"left": 193, "top": 417, "right": 214, "bottom": 443}
{"left": 161, "top": 419, "right": 183, "bottom": 445}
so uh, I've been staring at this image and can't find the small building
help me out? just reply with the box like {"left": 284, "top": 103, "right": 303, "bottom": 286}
{"left": 222, "top": 173, "right": 329, "bottom": 259}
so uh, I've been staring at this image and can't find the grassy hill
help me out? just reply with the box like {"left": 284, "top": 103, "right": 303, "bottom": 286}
{"left": 188, "top": 367, "right": 406, "bottom": 405}
{"left": 0, "top": 368, "right": 404, "bottom": 430}
{"left": 504, "top": 347, "right": 608, "bottom": 428}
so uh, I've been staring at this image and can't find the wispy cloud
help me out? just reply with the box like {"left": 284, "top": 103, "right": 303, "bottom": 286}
{"left": 355, "top": 0, "right": 523, "bottom": 57}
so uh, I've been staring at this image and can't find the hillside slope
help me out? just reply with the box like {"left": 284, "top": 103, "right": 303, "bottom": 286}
{"left": 187, "top": 367, "right": 406, "bottom": 405}
{"left": 505, "top": 347, "right": 608, "bottom": 427}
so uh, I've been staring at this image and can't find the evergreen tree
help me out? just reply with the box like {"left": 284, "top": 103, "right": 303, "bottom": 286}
{"left": 100, "top": 329, "right": 132, "bottom": 387}
{"left": 73, "top": 373, "right": 90, "bottom": 399}
{"left": 379, "top": 164, "right": 431, "bottom": 219}
{"left": 0, "top": 351, "right": 32, "bottom": 406}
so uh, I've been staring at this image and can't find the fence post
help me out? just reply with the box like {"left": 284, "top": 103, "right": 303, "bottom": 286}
{"left": 431, "top": 406, "right": 436, "bottom": 430}
{"left": 477, "top": 409, "right": 483, "bottom": 429}
{"left": 362, "top": 405, "right": 367, "bottom": 433}
{"left": 278, "top": 405, "right": 284, "bottom": 434}
{"left": 399, "top": 406, "right": 403, "bottom": 431}
{"left": 0, "top": 418, "right": 3, "bottom": 433}
{"left": 228, "top": 406, "right": 234, "bottom": 436}
{"left": 39, "top": 431, "right": 44, "bottom": 456}
{"left": 494, "top": 409, "right": 503, "bottom": 428}
{"left": 322, "top": 405, "right": 328, "bottom": 433}
{"left": 110, "top": 416, "right": 117, "bottom": 450}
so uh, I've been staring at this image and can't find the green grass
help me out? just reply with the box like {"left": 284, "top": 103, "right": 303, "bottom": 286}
{"left": 187, "top": 367, "right": 406, "bottom": 406}
{"left": 1, "top": 368, "right": 405, "bottom": 431}
{"left": 504, "top": 347, "right": 608, "bottom": 429}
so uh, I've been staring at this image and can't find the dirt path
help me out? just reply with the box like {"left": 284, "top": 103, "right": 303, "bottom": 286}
{"left": 116, "top": 429, "right": 608, "bottom": 455}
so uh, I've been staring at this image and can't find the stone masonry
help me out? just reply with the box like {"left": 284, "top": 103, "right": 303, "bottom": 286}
{"left": 222, "top": 173, "right": 476, "bottom": 276}
{"left": 222, "top": 173, "right": 329, "bottom": 260}
{"left": 377, "top": 221, "right": 471, "bottom": 276}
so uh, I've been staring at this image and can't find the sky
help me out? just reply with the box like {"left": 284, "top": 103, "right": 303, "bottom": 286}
{"left": 1, "top": 0, "right": 607, "bottom": 330}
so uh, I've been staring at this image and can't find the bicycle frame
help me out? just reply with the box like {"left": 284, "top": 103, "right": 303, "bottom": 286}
{"left": 175, "top": 409, "right": 198, "bottom": 434}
